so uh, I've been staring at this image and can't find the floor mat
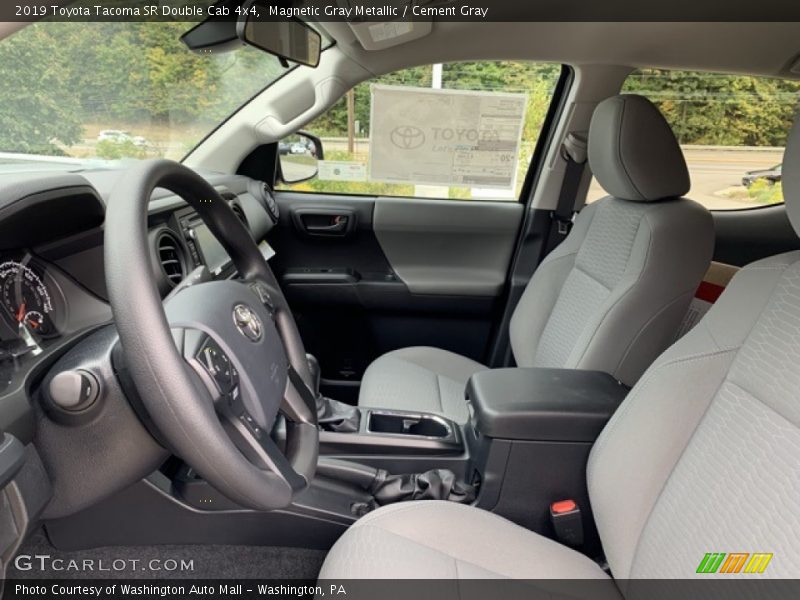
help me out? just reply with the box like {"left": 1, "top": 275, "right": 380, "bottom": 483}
{"left": 6, "top": 529, "right": 326, "bottom": 579}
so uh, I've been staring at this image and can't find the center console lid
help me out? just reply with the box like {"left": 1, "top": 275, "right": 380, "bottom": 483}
{"left": 466, "top": 368, "right": 628, "bottom": 442}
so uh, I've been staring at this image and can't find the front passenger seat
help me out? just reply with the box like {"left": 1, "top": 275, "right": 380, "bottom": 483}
{"left": 320, "top": 105, "right": 800, "bottom": 584}
{"left": 358, "top": 94, "right": 714, "bottom": 423}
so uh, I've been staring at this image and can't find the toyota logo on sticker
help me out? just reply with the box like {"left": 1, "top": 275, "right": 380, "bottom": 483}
{"left": 390, "top": 126, "right": 426, "bottom": 150}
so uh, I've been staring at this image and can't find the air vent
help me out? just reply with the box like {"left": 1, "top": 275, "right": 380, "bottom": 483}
{"left": 230, "top": 202, "right": 248, "bottom": 226}
{"left": 246, "top": 180, "right": 279, "bottom": 223}
{"left": 156, "top": 230, "right": 186, "bottom": 288}
{"left": 262, "top": 183, "right": 280, "bottom": 222}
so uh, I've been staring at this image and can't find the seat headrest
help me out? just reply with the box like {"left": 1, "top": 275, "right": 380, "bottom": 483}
{"left": 588, "top": 94, "right": 690, "bottom": 202}
{"left": 781, "top": 115, "right": 800, "bottom": 236}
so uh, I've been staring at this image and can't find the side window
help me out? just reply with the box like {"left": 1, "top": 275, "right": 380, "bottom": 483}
{"left": 587, "top": 69, "right": 800, "bottom": 210}
{"left": 276, "top": 62, "right": 561, "bottom": 201}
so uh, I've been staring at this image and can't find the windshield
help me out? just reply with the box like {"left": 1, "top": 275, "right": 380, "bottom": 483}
{"left": 0, "top": 22, "right": 290, "bottom": 170}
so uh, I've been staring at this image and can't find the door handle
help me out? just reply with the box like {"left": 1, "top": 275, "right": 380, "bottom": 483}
{"left": 305, "top": 215, "right": 349, "bottom": 234}
{"left": 292, "top": 208, "right": 356, "bottom": 237}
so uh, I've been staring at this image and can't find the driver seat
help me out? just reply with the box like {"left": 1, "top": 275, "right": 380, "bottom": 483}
{"left": 319, "top": 115, "right": 800, "bottom": 580}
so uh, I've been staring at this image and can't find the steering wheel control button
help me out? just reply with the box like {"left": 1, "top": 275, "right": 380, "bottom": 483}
{"left": 196, "top": 338, "right": 237, "bottom": 394}
{"left": 233, "top": 303, "right": 263, "bottom": 342}
{"left": 249, "top": 282, "right": 275, "bottom": 313}
{"left": 49, "top": 369, "right": 99, "bottom": 411}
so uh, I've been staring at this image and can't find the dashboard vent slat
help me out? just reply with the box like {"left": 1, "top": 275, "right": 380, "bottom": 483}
{"left": 230, "top": 202, "right": 247, "bottom": 226}
{"left": 156, "top": 231, "right": 186, "bottom": 287}
{"left": 262, "top": 182, "right": 279, "bottom": 222}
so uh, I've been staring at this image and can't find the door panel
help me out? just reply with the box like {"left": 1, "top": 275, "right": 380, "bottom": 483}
{"left": 373, "top": 198, "right": 523, "bottom": 296}
{"left": 269, "top": 192, "right": 523, "bottom": 399}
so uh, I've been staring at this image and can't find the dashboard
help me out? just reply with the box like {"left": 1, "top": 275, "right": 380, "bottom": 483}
{"left": 0, "top": 166, "right": 279, "bottom": 433}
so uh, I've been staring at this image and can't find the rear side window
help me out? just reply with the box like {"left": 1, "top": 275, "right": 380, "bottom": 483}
{"left": 587, "top": 70, "right": 800, "bottom": 210}
{"left": 277, "top": 62, "right": 561, "bottom": 202}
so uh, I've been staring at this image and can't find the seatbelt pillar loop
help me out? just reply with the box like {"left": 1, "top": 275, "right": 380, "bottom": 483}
{"left": 552, "top": 132, "right": 588, "bottom": 237}
{"left": 562, "top": 131, "right": 588, "bottom": 165}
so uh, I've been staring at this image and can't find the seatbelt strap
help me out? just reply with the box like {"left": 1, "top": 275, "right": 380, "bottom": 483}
{"left": 549, "top": 132, "right": 588, "bottom": 242}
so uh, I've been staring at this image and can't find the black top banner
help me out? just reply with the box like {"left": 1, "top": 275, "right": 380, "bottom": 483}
{"left": 6, "top": 0, "right": 800, "bottom": 22}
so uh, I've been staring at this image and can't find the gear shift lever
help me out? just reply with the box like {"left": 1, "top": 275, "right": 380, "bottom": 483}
{"left": 306, "top": 354, "right": 360, "bottom": 433}
{"left": 316, "top": 458, "right": 477, "bottom": 509}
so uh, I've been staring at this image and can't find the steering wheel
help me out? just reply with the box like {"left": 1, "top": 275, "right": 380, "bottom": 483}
{"left": 104, "top": 159, "right": 318, "bottom": 511}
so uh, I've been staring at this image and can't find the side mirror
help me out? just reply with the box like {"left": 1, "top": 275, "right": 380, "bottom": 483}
{"left": 237, "top": 1, "right": 322, "bottom": 67}
{"left": 278, "top": 132, "right": 324, "bottom": 184}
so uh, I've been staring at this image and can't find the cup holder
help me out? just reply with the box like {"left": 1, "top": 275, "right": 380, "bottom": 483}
{"left": 367, "top": 411, "right": 451, "bottom": 438}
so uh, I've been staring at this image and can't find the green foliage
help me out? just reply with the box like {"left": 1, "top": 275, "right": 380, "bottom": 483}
{"left": 0, "top": 24, "right": 83, "bottom": 154}
{"left": 0, "top": 22, "right": 284, "bottom": 157}
{"left": 624, "top": 70, "right": 800, "bottom": 146}
{"left": 1, "top": 21, "right": 798, "bottom": 169}
{"left": 95, "top": 139, "right": 147, "bottom": 160}
{"left": 747, "top": 179, "right": 783, "bottom": 205}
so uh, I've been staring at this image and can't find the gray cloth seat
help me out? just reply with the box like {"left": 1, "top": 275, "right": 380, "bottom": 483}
{"left": 320, "top": 111, "right": 800, "bottom": 581}
{"left": 359, "top": 94, "right": 714, "bottom": 423}
{"left": 318, "top": 501, "right": 613, "bottom": 580}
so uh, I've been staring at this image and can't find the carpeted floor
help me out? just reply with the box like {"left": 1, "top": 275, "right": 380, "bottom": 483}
{"left": 6, "top": 529, "right": 326, "bottom": 579}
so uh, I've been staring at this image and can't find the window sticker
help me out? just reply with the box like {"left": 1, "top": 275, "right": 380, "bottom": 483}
{"left": 318, "top": 160, "right": 368, "bottom": 182}
{"left": 369, "top": 85, "right": 527, "bottom": 190}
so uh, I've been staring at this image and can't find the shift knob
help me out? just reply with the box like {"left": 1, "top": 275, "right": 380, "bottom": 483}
{"left": 49, "top": 369, "right": 99, "bottom": 411}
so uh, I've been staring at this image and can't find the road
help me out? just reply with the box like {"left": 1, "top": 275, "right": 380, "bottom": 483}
{"left": 587, "top": 147, "right": 784, "bottom": 209}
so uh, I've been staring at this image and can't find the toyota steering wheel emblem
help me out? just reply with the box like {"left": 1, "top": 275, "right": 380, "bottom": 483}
{"left": 233, "top": 304, "right": 263, "bottom": 342}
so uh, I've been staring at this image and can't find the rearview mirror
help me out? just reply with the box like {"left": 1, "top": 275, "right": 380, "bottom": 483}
{"left": 237, "top": 1, "right": 321, "bottom": 67}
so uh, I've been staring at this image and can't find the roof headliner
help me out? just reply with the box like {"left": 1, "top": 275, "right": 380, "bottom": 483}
{"left": 319, "top": 22, "right": 800, "bottom": 79}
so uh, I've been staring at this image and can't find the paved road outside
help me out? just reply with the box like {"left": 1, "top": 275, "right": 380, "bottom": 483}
{"left": 586, "top": 146, "right": 784, "bottom": 210}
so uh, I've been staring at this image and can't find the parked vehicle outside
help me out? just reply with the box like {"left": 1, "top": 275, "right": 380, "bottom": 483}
{"left": 742, "top": 163, "right": 782, "bottom": 187}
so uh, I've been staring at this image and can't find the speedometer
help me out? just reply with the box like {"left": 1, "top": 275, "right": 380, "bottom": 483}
{"left": 0, "top": 260, "right": 57, "bottom": 337}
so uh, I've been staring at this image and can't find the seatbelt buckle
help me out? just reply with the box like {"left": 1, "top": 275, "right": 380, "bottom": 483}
{"left": 550, "top": 499, "right": 584, "bottom": 546}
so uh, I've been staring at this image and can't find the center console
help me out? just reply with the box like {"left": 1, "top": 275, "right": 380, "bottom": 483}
{"left": 299, "top": 367, "right": 629, "bottom": 546}
{"left": 464, "top": 368, "right": 628, "bottom": 549}
{"left": 321, "top": 409, "right": 462, "bottom": 456}
{"left": 47, "top": 364, "right": 631, "bottom": 554}
{"left": 177, "top": 367, "right": 628, "bottom": 526}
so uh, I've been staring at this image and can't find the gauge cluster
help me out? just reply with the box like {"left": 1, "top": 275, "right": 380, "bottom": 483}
{"left": 0, "top": 172, "right": 274, "bottom": 399}
{"left": 0, "top": 252, "right": 112, "bottom": 350}
{"left": 0, "top": 259, "right": 59, "bottom": 338}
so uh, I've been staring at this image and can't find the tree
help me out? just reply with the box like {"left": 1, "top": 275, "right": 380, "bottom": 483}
{"left": 127, "top": 23, "right": 217, "bottom": 124}
{"left": 0, "top": 24, "right": 83, "bottom": 154}
{"left": 624, "top": 69, "right": 800, "bottom": 146}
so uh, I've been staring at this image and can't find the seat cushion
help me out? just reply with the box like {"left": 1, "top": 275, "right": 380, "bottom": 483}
{"left": 319, "top": 501, "right": 616, "bottom": 582}
{"left": 358, "top": 347, "right": 488, "bottom": 423}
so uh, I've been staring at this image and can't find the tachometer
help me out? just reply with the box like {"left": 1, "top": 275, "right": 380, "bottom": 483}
{"left": 0, "top": 261, "right": 56, "bottom": 337}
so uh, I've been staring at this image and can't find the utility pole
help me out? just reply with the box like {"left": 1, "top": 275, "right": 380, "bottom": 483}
{"left": 347, "top": 89, "right": 355, "bottom": 154}
{"left": 415, "top": 64, "right": 446, "bottom": 199}
{"left": 432, "top": 63, "right": 442, "bottom": 89}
